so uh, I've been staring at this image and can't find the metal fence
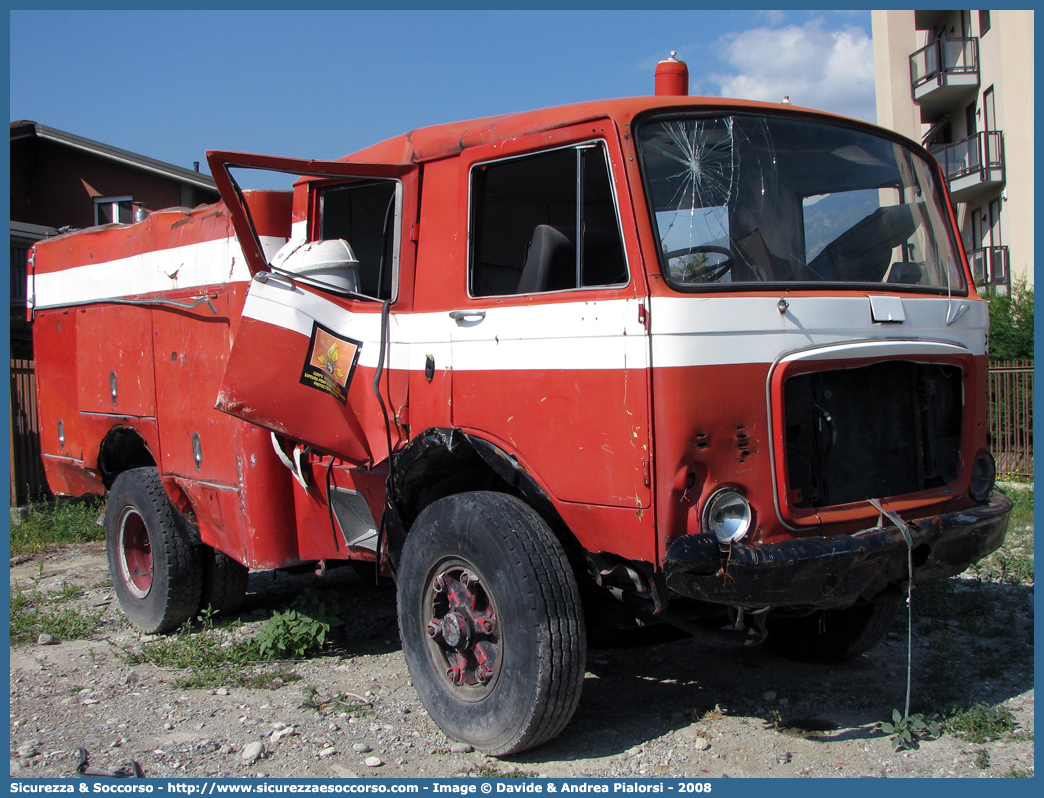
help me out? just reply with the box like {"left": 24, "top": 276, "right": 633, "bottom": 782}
{"left": 988, "top": 360, "right": 1034, "bottom": 479}
{"left": 9, "top": 357, "right": 48, "bottom": 505}
{"left": 6, "top": 357, "right": 1036, "bottom": 506}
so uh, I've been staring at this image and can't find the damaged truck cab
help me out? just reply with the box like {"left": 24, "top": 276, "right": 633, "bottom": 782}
{"left": 30, "top": 57, "right": 1010, "bottom": 755}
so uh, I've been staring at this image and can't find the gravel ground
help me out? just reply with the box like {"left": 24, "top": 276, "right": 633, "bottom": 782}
{"left": 9, "top": 542, "right": 1034, "bottom": 780}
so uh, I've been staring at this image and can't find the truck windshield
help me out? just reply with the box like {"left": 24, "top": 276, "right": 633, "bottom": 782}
{"left": 636, "top": 114, "right": 964, "bottom": 292}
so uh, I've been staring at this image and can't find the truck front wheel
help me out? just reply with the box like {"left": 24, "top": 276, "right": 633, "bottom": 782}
{"left": 105, "top": 468, "right": 203, "bottom": 634}
{"left": 765, "top": 596, "right": 901, "bottom": 662}
{"left": 397, "top": 492, "right": 586, "bottom": 756}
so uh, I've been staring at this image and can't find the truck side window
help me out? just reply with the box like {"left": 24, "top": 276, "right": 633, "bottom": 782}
{"left": 319, "top": 180, "right": 399, "bottom": 300}
{"left": 470, "top": 143, "right": 628, "bottom": 297}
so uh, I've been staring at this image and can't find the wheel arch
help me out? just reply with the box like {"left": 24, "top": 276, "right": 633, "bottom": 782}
{"left": 386, "top": 428, "right": 586, "bottom": 572}
{"left": 98, "top": 426, "right": 156, "bottom": 489}
{"left": 97, "top": 426, "right": 201, "bottom": 542}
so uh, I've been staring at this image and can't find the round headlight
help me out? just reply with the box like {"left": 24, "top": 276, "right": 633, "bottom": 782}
{"left": 969, "top": 451, "right": 996, "bottom": 503}
{"left": 703, "top": 489, "right": 752, "bottom": 544}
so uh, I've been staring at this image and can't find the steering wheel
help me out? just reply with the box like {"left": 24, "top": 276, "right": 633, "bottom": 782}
{"left": 664, "top": 245, "right": 734, "bottom": 283}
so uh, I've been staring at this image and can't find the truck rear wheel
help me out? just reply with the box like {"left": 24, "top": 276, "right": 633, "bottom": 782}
{"left": 397, "top": 492, "right": 586, "bottom": 756}
{"left": 765, "top": 596, "right": 901, "bottom": 662}
{"left": 200, "top": 547, "right": 249, "bottom": 616}
{"left": 105, "top": 468, "right": 203, "bottom": 634}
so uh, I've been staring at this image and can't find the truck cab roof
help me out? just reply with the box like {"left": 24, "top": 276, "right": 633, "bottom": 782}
{"left": 340, "top": 95, "right": 875, "bottom": 167}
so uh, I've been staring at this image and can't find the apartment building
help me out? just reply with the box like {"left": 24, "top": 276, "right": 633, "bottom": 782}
{"left": 872, "top": 9, "right": 1033, "bottom": 294}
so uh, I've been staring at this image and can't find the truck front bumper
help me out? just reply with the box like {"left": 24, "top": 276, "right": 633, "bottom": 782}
{"left": 663, "top": 493, "right": 1013, "bottom": 610}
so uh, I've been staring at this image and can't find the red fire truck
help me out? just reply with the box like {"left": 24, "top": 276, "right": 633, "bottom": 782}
{"left": 29, "top": 57, "right": 1011, "bottom": 754}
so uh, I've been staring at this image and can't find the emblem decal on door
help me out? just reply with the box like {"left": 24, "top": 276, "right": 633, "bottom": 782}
{"left": 300, "top": 322, "right": 362, "bottom": 404}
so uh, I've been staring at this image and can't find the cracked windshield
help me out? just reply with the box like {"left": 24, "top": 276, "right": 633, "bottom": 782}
{"left": 637, "top": 115, "right": 964, "bottom": 291}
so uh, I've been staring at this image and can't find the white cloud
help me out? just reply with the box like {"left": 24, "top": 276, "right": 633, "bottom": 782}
{"left": 707, "top": 19, "right": 876, "bottom": 122}
{"left": 757, "top": 9, "right": 787, "bottom": 28}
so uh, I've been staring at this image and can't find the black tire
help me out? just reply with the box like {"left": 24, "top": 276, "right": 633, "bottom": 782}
{"left": 765, "top": 596, "right": 902, "bottom": 662}
{"left": 105, "top": 468, "right": 203, "bottom": 634}
{"left": 200, "top": 547, "right": 249, "bottom": 616}
{"left": 397, "top": 492, "right": 586, "bottom": 756}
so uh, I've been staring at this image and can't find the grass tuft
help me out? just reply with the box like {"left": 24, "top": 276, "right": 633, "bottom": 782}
{"left": 11, "top": 497, "right": 106, "bottom": 556}
{"left": 10, "top": 581, "right": 106, "bottom": 643}
{"left": 944, "top": 702, "right": 1018, "bottom": 744}
{"left": 115, "top": 609, "right": 280, "bottom": 690}
{"left": 469, "top": 763, "right": 540, "bottom": 778}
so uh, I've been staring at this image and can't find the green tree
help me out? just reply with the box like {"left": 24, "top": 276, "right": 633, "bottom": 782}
{"left": 986, "top": 279, "right": 1034, "bottom": 361}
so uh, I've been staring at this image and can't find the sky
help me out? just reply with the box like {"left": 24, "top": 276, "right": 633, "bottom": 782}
{"left": 9, "top": 9, "right": 875, "bottom": 189}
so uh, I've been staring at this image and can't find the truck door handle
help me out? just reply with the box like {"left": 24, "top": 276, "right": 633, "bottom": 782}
{"left": 449, "top": 310, "right": 486, "bottom": 324}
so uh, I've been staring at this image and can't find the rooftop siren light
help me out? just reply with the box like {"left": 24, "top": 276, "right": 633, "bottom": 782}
{"left": 271, "top": 238, "right": 361, "bottom": 293}
{"left": 655, "top": 51, "right": 689, "bottom": 97}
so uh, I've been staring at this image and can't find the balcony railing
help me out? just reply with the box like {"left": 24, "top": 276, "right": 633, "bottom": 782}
{"left": 967, "top": 245, "right": 1009, "bottom": 287}
{"left": 931, "top": 131, "right": 1005, "bottom": 200}
{"left": 910, "top": 37, "right": 979, "bottom": 90}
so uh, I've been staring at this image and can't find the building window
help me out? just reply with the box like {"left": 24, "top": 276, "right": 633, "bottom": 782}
{"left": 979, "top": 10, "right": 991, "bottom": 35}
{"left": 983, "top": 86, "right": 996, "bottom": 132}
{"left": 94, "top": 196, "right": 133, "bottom": 226}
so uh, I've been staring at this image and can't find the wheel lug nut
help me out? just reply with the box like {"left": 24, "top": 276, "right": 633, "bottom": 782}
{"left": 476, "top": 664, "right": 494, "bottom": 684}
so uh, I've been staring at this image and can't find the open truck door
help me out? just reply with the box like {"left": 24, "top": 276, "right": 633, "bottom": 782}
{"left": 207, "top": 151, "right": 418, "bottom": 467}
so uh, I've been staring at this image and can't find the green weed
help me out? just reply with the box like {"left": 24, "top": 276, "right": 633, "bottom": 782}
{"left": 972, "top": 550, "right": 1035, "bottom": 586}
{"left": 9, "top": 581, "right": 105, "bottom": 643}
{"left": 972, "top": 487, "right": 1034, "bottom": 584}
{"left": 944, "top": 702, "right": 1017, "bottom": 744}
{"left": 766, "top": 708, "right": 785, "bottom": 732}
{"left": 878, "top": 709, "right": 942, "bottom": 751}
{"left": 1004, "top": 487, "right": 1035, "bottom": 538}
{"left": 235, "top": 670, "right": 303, "bottom": 690}
{"left": 255, "top": 588, "right": 342, "bottom": 660}
{"left": 116, "top": 608, "right": 286, "bottom": 690}
{"left": 116, "top": 596, "right": 345, "bottom": 690}
{"left": 469, "top": 763, "right": 540, "bottom": 778}
{"left": 10, "top": 497, "right": 105, "bottom": 555}
{"left": 44, "top": 582, "right": 87, "bottom": 604}
{"left": 299, "top": 686, "right": 373, "bottom": 716}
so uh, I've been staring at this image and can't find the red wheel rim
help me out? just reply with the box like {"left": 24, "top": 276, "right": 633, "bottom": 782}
{"left": 423, "top": 560, "right": 501, "bottom": 701}
{"left": 118, "top": 507, "right": 153, "bottom": 598}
